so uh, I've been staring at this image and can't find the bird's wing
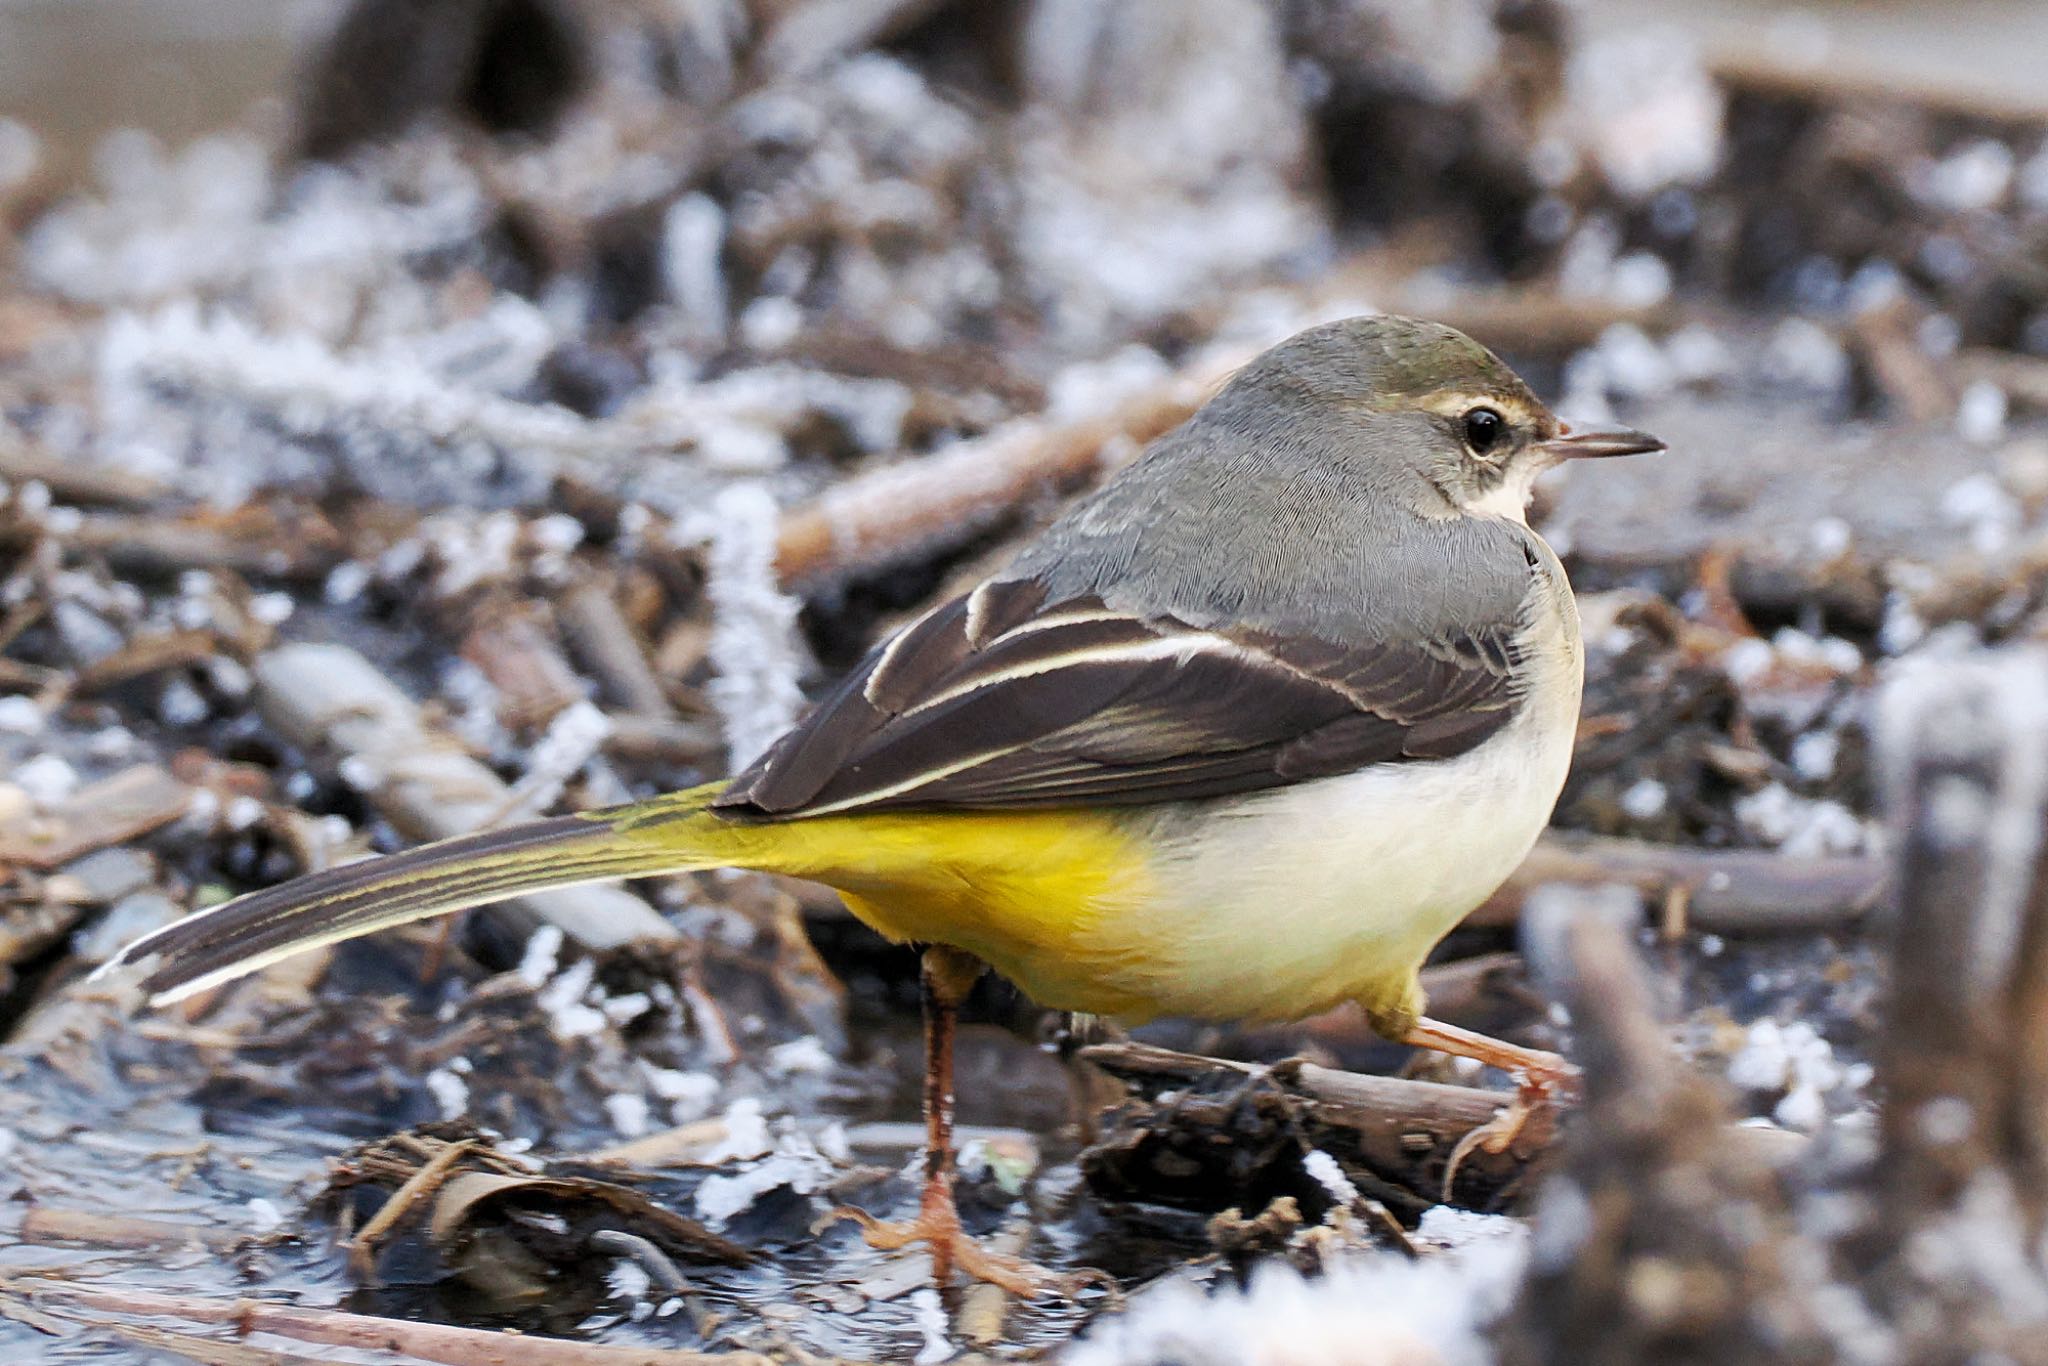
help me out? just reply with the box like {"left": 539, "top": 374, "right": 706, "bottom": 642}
{"left": 715, "top": 576, "right": 1526, "bottom": 817}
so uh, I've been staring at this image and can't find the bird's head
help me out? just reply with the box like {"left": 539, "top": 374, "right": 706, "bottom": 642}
{"left": 1219, "top": 314, "right": 1665, "bottom": 523}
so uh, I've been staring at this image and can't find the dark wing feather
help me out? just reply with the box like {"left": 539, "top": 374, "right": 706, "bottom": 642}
{"left": 716, "top": 577, "right": 1525, "bottom": 818}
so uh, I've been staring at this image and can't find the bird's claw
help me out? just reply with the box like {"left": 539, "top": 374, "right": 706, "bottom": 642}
{"left": 1441, "top": 1056, "right": 1579, "bottom": 1199}
{"left": 816, "top": 1203, "right": 1068, "bottom": 1299}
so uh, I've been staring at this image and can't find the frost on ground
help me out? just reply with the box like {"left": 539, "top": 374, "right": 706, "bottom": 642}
{"left": 1067, "top": 1209, "right": 1529, "bottom": 1366}
{"left": 692, "top": 1108, "right": 841, "bottom": 1230}
{"left": 1723, "top": 1017, "right": 1875, "bottom": 1132}
{"left": 678, "top": 483, "right": 811, "bottom": 770}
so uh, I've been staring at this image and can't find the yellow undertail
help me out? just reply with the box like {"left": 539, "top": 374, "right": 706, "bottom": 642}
{"left": 99, "top": 782, "right": 1156, "bottom": 1010}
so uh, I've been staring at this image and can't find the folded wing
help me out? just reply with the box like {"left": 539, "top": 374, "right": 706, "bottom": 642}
{"left": 718, "top": 574, "right": 1527, "bottom": 818}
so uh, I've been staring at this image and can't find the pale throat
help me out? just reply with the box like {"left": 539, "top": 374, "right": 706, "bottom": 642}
{"left": 1461, "top": 461, "right": 1544, "bottom": 524}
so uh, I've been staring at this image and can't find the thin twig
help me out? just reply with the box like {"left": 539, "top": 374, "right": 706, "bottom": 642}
{"left": 560, "top": 575, "right": 676, "bottom": 719}
{"left": 955, "top": 1216, "right": 1035, "bottom": 1349}
{"left": 25, "top": 1283, "right": 797, "bottom": 1365}
{"left": 0, "top": 441, "right": 169, "bottom": 508}
{"left": 12, "top": 1208, "right": 239, "bottom": 1251}
{"left": 344, "top": 1138, "right": 476, "bottom": 1280}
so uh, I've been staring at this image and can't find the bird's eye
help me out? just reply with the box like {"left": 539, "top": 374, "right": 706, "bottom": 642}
{"left": 1462, "top": 407, "right": 1506, "bottom": 456}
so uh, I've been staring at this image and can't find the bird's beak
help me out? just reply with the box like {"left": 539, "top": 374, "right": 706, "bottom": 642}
{"left": 1539, "top": 422, "right": 1666, "bottom": 461}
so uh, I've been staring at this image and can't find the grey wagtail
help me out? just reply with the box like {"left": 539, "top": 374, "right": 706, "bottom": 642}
{"left": 99, "top": 315, "right": 1663, "bottom": 1293}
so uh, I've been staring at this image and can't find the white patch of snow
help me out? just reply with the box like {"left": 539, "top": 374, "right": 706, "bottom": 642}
{"left": 537, "top": 957, "right": 606, "bottom": 1039}
{"left": 424, "top": 1067, "right": 470, "bottom": 1120}
{"left": 680, "top": 483, "right": 811, "bottom": 769}
{"left": 767, "top": 1036, "right": 835, "bottom": 1077}
{"left": 1791, "top": 731, "right": 1839, "bottom": 783}
{"left": 1561, "top": 29, "right": 1723, "bottom": 197}
{"left": 1956, "top": 381, "right": 2009, "bottom": 449}
{"left": 517, "top": 925, "right": 565, "bottom": 986}
{"left": 1725, "top": 1018, "right": 1863, "bottom": 1133}
{"left": 0, "top": 695, "right": 43, "bottom": 734}
{"left": 1301, "top": 1150, "right": 1360, "bottom": 1208}
{"left": 1066, "top": 1219, "right": 1528, "bottom": 1366}
{"left": 911, "top": 1286, "right": 954, "bottom": 1364}
{"left": 693, "top": 1145, "right": 832, "bottom": 1227}
{"left": 1620, "top": 778, "right": 1669, "bottom": 821}
{"left": 608, "top": 1257, "right": 652, "bottom": 1302}
{"left": 605, "top": 1094, "right": 653, "bottom": 1138}
{"left": 14, "top": 754, "right": 78, "bottom": 804}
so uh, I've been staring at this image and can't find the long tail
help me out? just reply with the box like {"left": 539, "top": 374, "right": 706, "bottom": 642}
{"left": 95, "top": 783, "right": 741, "bottom": 1006}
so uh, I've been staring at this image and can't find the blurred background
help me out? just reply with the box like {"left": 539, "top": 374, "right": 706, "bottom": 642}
{"left": 6, "top": 2, "right": 2048, "bottom": 1363}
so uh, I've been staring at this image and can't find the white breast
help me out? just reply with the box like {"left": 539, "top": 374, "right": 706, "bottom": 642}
{"left": 1087, "top": 561, "right": 1583, "bottom": 1023}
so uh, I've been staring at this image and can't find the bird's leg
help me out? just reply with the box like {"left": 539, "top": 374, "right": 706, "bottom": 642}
{"left": 1401, "top": 1015, "right": 1578, "bottom": 1161}
{"left": 819, "top": 945, "right": 1052, "bottom": 1297}
{"left": 1402, "top": 1015, "right": 1578, "bottom": 1092}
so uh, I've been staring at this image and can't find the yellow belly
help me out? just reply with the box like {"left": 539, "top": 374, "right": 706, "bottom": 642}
{"left": 742, "top": 807, "right": 1165, "bottom": 1014}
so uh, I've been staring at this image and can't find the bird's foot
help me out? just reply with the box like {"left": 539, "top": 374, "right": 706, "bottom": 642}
{"left": 817, "top": 1199, "right": 1059, "bottom": 1298}
{"left": 1440, "top": 1050, "right": 1578, "bottom": 1198}
{"left": 1399, "top": 1017, "right": 1578, "bottom": 1198}
{"left": 1450, "top": 1068, "right": 1559, "bottom": 1157}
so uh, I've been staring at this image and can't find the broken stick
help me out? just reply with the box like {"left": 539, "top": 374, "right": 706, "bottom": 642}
{"left": 773, "top": 343, "right": 1254, "bottom": 588}
{"left": 1470, "top": 830, "right": 1885, "bottom": 935}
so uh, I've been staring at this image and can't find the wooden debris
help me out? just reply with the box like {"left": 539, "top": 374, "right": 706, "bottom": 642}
{"left": 1853, "top": 648, "right": 2048, "bottom": 1360}
{"left": 20, "top": 1283, "right": 791, "bottom": 1366}
{"left": 957, "top": 1217, "right": 1055, "bottom": 1348}
{"left": 1470, "top": 831, "right": 1885, "bottom": 935}
{"left": 344, "top": 1137, "right": 478, "bottom": 1279}
{"left": 773, "top": 342, "right": 1255, "bottom": 588}
{"left": 1957, "top": 347, "right": 2048, "bottom": 416}
{"left": 68, "top": 628, "right": 220, "bottom": 694}
{"left": 559, "top": 574, "right": 676, "bottom": 720}
{"left": 10, "top": 1207, "right": 240, "bottom": 1252}
{"left": 63, "top": 509, "right": 345, "bottom": 582}
{"left": 1500, "top": 649, "right": 2048, "bottom": 1365}
{"left": 458, "top": 606, "right": 588, "bottom": 732}
{"left": 1078, "top": 1039, "right": 1554, "bottom": 1221}
{"left": 0, "top": 898, "right": 89, "bottom": 989}
{"left": 599, "top": 713, "right": 722, "bottom": 766}
{"left": 1847, "top": 297, "right": 1955, "bottom": 424}
{"left": 0, "top": 766, "right": 194, "bottom": 871}
{"left": 325, "top": 1125, "right": 747, "bottom": 1312}
{"left": 62, "top": 1321, "right": 310, "bottom": 1366}
{"left": 426, "top": 1167, "right": 747, "bottom": 1267}
{"left": 0, "top": 440, "right": 167, "bottom": 509}
{"left": 1712, "top": 47, "right": 2048, "bottom": 127}
{"left": 1498, "top": 896, "right": 1831, "bottom": 1365}
{"left": 585, "top": 1115, "right": 751, "bottom": 1168}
